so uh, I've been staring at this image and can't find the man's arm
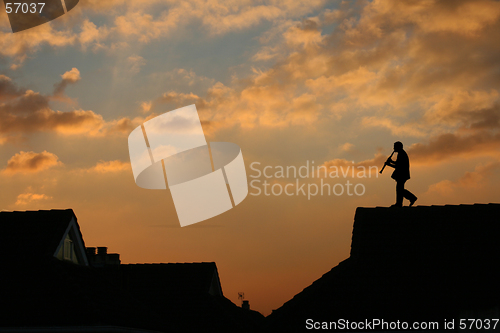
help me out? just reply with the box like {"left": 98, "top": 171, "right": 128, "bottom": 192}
{"left": 385, "top": 158, "right": 396, "bottom": 168}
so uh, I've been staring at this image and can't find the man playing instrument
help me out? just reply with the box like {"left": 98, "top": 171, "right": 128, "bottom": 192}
{"left": 384, "top": 141, "right": 417, "bottom": 207}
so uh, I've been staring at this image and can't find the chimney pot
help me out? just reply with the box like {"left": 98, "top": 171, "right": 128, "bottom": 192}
{"left": 86, "top": 247, "right": 96, "bottom": 256}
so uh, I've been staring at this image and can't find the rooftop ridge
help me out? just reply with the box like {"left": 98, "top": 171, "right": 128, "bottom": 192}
{"left": 0, "top": 208, "right": 75, "bottom": 214}
{"left": 362, "top": 202, "right": 500, "bottom": 209}
{"left": 122, "top": 262, "right": 216, "bottom": 265}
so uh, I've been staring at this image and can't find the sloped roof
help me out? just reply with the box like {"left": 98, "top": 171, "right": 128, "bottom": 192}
{"left": 0, "top": 209, "right": 81, "bottom": 261}
{"left": 119, "top": 262, "right": 222, "bottom": 296}
{"left": 0, "top": 210, "right": 265, "bottom": 332}
{"left": 351, "top": 203, "right": 500, "bottom": 259}
{"left": 1, "top": 257, "right": 167, "bottom": 330}
{"left": 93, "top": 262, "right": 265, "bottom": 332}
{"left": 267, "top": 203, "right": 500, "bottom": 332}
{"left": 354, "top": 203, "right": 499, "bottom": 223}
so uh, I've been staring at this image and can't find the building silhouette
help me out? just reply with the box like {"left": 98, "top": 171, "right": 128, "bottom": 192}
{"left": 0, "top": 209, "right": 264, "bottom": 332}
{"left": 267, "top": 204, "right": 500, "bottom": 332}
{"left": 4, "top": 204, "right": 499, "bottom": 332}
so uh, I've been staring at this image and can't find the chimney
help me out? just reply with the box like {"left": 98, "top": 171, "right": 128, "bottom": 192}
{"left": 86, "top": 247, "right": 96, "bottom": 257}
{"left": 97, "top": 247, "right": 107, "bottom": 256}
{"left": 242, "top": 300, "right": 250, "bottom": 310}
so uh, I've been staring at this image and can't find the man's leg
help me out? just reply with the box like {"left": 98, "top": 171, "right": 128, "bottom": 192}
{"left": 395, "top": 180, "right": 405, "bottom": 207}
{"left": 403, "top": 188, "right": 417, "bottom": 206}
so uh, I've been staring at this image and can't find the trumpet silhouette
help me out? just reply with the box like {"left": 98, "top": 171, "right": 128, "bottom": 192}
{"left": 379, "top": 151, "right": 395, "bottom": 174}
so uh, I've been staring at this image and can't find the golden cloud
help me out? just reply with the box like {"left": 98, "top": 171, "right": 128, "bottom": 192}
{"left": 88, "top": 160, "right": 131, "bottom": 173}
{"left": 160, "top": 91, "right": 200, "bottom": 104}
{"left": 61, "top": 68, "right": 81, "bottom": 82}
{"left": 0, "top": 75, "right": 22, "bottom": 100}
{"left": 140, "top": 101, "right": 152, "bottom": 113}
{"left": 2, "top": 0, "right": 499, "bottom": 172}
{"left": 79, "top": 19, "right": 109, "bottom": 50}
{"left": 361, "top": 117, "right": 428, "bottom": 138}
{"left": 0, "top": 107, "right": 105, "bottom": 135}
{"left": 408, "top": 131, "right": 500, "bottom": 164}
{"left": 0, "top": 23, "right": 76, "bottom": 65}
{"left": 283, "top": 19, "right": 324, "bottom": 48}
{"left": 317, "top": 153, "right": 388, "bottom": 179}
{"left": 3, "top": 151, "right": 62, "bottom": 174}
{"left": 110, "top": 0, "right": 325, "bottom": 42}
{"left": 363, "top": 0, "right": 500, "bottom": 36}
{"left": 321, "top": 129, "right": 500, "bottom": 176}
{"left": 427, "top": 161, "right": 500, "bottom": 196}
{"left": 124, "top": 0, "right": 500, "bottom": 164}
{"left": 126, "top": 55, "right": 146, "bottom": 74}
{"left": 0, "top": 74, "right": 151, "bottom": 141}
{"left": 15, "top": 192, "right": 53, "bottom": 205}
{"left": 53, "top": 68, "right": 81, "bottom": 96}
{"left": 1, "top": 90, "right": 50, "bottom": 115}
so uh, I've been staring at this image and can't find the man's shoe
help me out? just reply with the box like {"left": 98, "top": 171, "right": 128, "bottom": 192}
{"left": 409, "top": 198, "right": 418, "bottom": 207}
{"left": 390, "top": 204, "right": 402, "bottom": 208}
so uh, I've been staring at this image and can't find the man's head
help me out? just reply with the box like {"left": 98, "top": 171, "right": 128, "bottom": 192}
{"left": 393, "top": 141, "right": 403, "bottom": 152}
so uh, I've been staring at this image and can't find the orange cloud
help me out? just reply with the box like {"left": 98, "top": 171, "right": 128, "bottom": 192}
{"left": 88, "top": 160, "right": 131, "bottom": 173}
{"left": 140, "top": 101, "right": 152, "bottom": 113}
{"left": 109, "top": 0, "right": 325, "bottom": 43}
{"left": 427, "top": 162, "right": 500, "bottom": 196}
{"left": 0, "top": 75, "right": 22, "bottom": 100}
{"left": 53, "top": 68, "right": 81, "bottom": 97}
{"left": 3, "top": 0, "right": 500, "bottom": 170}
{"left": 408, "top": 131, "right": 500, "bottom": 164}
{"left": 157, "top": 63, "right": 323, "bottom": 132}
{"left": 339, "top": 143, "right": 354, "bottom": 152}
{"left": 319, "top": 154, "right": 387, "bottom": 178}
{"left": 322, "top": 130, "right": 500, "bottom": 173}
{"left": 3, "top": 151, "right": 62, "bottom": 174}
{"left": 423, "top": 91, "right": 499, "bottom": 127}
{"left": 160, "top": 91, "right": 200, "bottom": 104}
{"left": 363, "top": 0, "right": 500, "bottom": 36}
{"left": 0, "top": 90, "right": 50, "bottom": 115}
{"left": 0, "top": 108, "right": 105, "bottom": 136}
{"left": 0, "top": 74, "right": 151, "bottom": 141}
{"left": 0, "top": 23, "right": 76, "bottom": 66}
{"left": 283, "top": 19, "right": 324, "bottom": 48}
{"left": 114, "top": 11, "right": 181, "bottom": 43}
{"left": 79, "top": 19, "right": 109, "bottom": 50}
{"left": 361, "top": 117, "right": 428, "bottom": 138}
{"left": 125, "top": 0, "right": 500, "bottom": 165}
{"left": 0, "top": 74, "right": 105, "bottom": 138}
{"left": 15, "top": 192, "right": 53, "bottom": 205}
{"left": 101, "top": 114, "right": 156, "bottom": 136}
{"left": 61, "top": 68, "right": 81, "bottom": 82}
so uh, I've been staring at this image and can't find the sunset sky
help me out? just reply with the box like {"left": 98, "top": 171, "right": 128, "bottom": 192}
{"left": 1, "top": 0, "right": 500, "bottom": 316}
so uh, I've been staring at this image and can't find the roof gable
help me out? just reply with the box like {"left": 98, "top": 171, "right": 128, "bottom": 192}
{"left": 0, "top": 209, "right": 88, "bottom": 265}
{"left": 54, "top": 217, "right": 89, "bottom": 265}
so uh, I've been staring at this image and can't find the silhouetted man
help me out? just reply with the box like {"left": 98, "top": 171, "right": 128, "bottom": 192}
{"left": 384, "top": 141, "right": 417, "bottom": 207}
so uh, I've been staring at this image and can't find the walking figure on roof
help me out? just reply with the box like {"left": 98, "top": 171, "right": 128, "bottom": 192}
{"left": 382, "top": 141, "right": 417, "bottom": 207}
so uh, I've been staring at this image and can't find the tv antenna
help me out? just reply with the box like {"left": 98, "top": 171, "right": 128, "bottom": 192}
{"left": 238, "top": 292, "right": 250, "bottom": 310}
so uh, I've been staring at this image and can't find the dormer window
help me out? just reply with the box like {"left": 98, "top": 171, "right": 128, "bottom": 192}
{"left": 57, "top": 233, "right": 79, "bottom": 264}
{"left": 64, "top": 235, "right": 73, "bottom": 261}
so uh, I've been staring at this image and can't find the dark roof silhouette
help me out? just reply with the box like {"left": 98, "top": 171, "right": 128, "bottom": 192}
{"left": 267, "top": 203, "right": 500, "bottom": 332}
{"left": 0, "top": 209, "right": 265, "bottom": 333}
{"left": 0, "top": 209, "right": 82, "bottom": 260}
{"left": 119, "top": 262, "right": 223, "bottom": 296}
